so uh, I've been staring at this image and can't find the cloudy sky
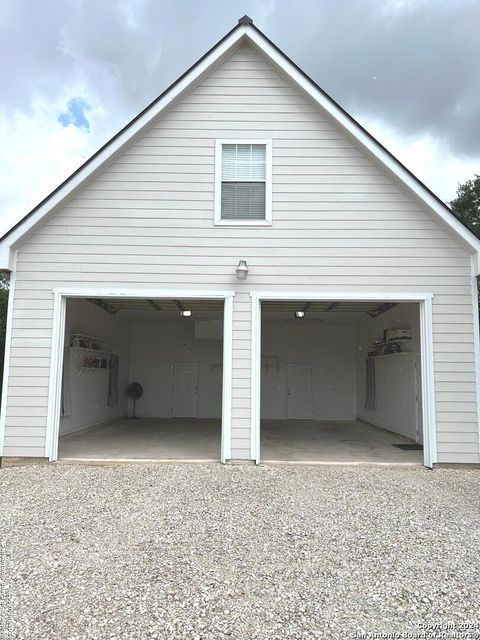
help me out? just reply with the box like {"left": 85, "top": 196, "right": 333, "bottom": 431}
{"left": 1, "top": 0, "right": 479, "bottom": 236}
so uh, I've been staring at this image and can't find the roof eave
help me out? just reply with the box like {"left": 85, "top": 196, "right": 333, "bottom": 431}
{"left": 1, "top": 19, "right": 479, "bottom": 271}
{"left": 0, "top": 23, "right": 251, "bottom": 268}
{"left": 244, "top": 26, "right": 480, "bottom": 260}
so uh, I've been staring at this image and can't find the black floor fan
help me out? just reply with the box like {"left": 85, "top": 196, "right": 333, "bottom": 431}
{"left": 127, "top": 382, "right": 143, "bottom": 419}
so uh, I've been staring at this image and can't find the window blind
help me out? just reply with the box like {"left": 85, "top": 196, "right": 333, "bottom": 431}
{"left": 221, "top": 144, "right": 266, "bottom": 220}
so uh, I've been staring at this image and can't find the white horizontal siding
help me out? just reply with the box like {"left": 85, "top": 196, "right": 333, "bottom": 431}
{"left": 231, "top": 291, "right": 252, "bottom": 457}
{"left": 3, "top": 44, "right": 479, "bottom": 462}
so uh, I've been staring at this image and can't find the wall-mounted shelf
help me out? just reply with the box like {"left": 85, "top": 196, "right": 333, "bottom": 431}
{"left": 368, "top": 352, "right": 419, "bottom": 359}
{"left": 75, "top": 366, "right": 111, "bottom": 379}
{"left": 371, "top": 338, "right": 412, "bottom": 348}
{"left": 70, "top": 333, "right": 113, "bottom": 351}
{"left": 70, "top": 346, "right": 116, "bottom": 359}
{"left": 69, "top": 333, "right": 118, "bottom": 374}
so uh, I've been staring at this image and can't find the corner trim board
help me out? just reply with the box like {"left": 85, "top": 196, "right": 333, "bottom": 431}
{"left": 470, "top": 256, "right": 480, "bottom": 458}
{"left": 0, "top": 255, "right": 16, "bottom": 456}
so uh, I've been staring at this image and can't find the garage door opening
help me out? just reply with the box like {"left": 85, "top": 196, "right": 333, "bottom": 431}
{"left": 57, "top": 296, "right": 226, "bottom": 462}
{"left": 259, "top": 299, "right": 425, "bottom": 464}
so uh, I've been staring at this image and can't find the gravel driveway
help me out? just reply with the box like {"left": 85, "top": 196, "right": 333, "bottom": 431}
{"left": 1, "top": 464, "right": 479, "bottom": 639}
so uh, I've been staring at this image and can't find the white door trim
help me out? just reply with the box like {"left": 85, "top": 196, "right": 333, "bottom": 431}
{"left": 221, "top": 294, "right": 233, "bottom": 463}
{"left": 250, "top": 291, "right": 437, "bottom": 467}
{"left": 46, "top": 291, "right": 67, "bottom": 462}
{"left": 45, "top": 288, "right": 235, "bottom": 463}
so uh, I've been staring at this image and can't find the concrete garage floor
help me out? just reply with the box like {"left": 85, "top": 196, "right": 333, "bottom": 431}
{"left": 58, "top": 418, "right": 221, "bottom": 461}
{"left": 58, "top": 417, "right": 422, "bottom": 464}
{"left": 261, "top": 419, "right": 423, "bottom": 464}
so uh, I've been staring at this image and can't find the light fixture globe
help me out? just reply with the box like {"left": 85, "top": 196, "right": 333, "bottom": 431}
{"left": 236, "top": 259, "right": 248, "bottom": 280}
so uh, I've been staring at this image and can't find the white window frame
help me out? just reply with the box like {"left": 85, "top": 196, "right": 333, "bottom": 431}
{"left": 214, "top": 139, "right": 272, "bottom": 226}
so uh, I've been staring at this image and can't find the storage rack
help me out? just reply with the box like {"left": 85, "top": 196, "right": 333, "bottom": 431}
{"left": 69, "top": 333, "right": 118, "bottom": 378}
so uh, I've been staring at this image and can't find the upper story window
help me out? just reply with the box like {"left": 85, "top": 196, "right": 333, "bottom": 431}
{"left": 214, "top": 140, "right": 272, "bottom": 226}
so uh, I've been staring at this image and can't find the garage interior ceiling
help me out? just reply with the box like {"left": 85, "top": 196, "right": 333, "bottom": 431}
{"left": 86, "top": 298, "right": 397, "bottom": 319}
{"left": 262, "top": 301, "right": 397, "bottom": 317}
{"left": 87, "top": 297, "right": 224, "bottom": 316}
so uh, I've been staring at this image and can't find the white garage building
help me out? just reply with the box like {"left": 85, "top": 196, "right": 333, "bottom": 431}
{"left": 1, "top": 17, "right": 479, "bottom": 468}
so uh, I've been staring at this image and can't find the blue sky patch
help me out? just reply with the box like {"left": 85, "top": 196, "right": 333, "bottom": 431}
{"left": 58, "top": 97, "right": 91, "bottom": 131}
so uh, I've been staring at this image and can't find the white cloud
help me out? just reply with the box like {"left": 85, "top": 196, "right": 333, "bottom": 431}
{"left": 253, "top": 0, "right": 277, "bottom": 21}
{"left": 0, "top": 91, "right": 106, "bottom": 236}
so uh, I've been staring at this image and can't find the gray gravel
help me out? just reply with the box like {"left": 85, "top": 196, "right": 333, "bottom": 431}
{"left": 0, "top": 464, "right": 479, "bottom": 639}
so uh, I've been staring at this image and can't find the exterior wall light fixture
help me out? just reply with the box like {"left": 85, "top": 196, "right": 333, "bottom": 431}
{"left": 236, "top": 260, "right": 249, "bottom": 280}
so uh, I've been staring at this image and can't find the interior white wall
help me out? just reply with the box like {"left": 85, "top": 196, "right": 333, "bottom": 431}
{"left": 356, "top": 303, "right": 422, "bottom": 440}
{"left": 261, "top": 323, "right": 356, "bottom": 421}
{"left": 60, "top": 299, "right": 130, "bottom": 436}
{"left": 129, "top": 321, "right": 223, "bottom": 418}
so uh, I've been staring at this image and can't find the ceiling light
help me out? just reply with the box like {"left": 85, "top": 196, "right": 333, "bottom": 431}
{"left": 295, "top": 311, "right": 305, "bottom": 318}
{"left": 236, "top": 260, "right": 248, "bottom": 280}
{"left": 180, "top": 310, "right": 192, "bottom": 317}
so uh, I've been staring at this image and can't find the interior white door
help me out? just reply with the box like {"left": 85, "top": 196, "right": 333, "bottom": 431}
{"left": 286, "top": 363, "right": 313, "bottom": 419}
{"left": 171, "top": 361, "right": 199, "bottom": 417}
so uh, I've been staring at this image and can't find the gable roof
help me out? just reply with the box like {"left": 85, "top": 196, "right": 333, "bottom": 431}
{"left": 1, "top": 15, "right": 479, "bottom": 271}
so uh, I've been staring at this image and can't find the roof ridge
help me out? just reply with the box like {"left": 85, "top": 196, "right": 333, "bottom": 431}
{"left": 238, "top": 15, "right": 254, "bottom": 25}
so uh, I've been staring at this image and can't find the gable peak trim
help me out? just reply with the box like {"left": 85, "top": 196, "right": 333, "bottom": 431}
{"left": 238, "top": 15, "right": 254, "bottom": 25}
